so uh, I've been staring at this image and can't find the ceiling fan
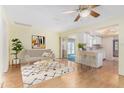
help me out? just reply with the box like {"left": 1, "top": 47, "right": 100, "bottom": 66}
{"left": 63, "top": 5, "right": 100, "bottom": 22}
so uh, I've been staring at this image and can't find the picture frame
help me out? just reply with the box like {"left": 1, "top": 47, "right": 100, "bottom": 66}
{"left": 32, "top": 35, "right": 46, "bottom": 49}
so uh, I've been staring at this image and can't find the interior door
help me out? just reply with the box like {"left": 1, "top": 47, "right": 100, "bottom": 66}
{"left": 113, "top": 39, "right": 119, "bottom": 57}
{"left": 61, "top": 38, "right": 68, "bottom": 59}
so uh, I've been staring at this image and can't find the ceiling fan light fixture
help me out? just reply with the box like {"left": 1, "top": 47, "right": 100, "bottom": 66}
{"left": 80, "top": 9, "right": 90, "bottom": 17}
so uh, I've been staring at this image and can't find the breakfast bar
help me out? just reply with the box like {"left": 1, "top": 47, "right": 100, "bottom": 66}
{"left": 78, "top": 50, "right": 103, "bottom": 68}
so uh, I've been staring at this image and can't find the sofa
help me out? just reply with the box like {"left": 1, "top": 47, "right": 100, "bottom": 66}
{"left": 19, "top": 49, "right": 55, "bottom": 63}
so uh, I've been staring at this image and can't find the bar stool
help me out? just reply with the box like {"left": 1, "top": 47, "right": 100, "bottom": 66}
{"left": 87, "top": 52, "right": 96, "bottom": 73}
{"left": 82, "top": 54, "right": 87, "bottom": 71}
{"left": 79, "top": 52, "right": 86, "bottom": 71}
{"left": 79, "top": 52, "right": 90, "bottom": 72}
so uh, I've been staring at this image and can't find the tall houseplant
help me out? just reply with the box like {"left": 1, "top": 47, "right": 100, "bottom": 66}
{"left": 11, "top": 38, "right": 23, "bottom": 60}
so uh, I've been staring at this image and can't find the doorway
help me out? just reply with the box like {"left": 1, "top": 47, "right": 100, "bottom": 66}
{"left": 67, "top": 38, "right": 76, "bottom": 62}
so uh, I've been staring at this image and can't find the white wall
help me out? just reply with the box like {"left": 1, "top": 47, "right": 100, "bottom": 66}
{"left": 0, "top": 6, "right": 4, "bottom": 83}
{"left": 102, "top": 37, "right": 113, "bottom": 60}
{"left": 119, "top": 22, "right": 124, "bottom": 75}
{"left": 0, "top": 6, "right": 9, "bottom": 83}
{"left": 9, "top": 24, "right": 60, "bottom": 61}
{"left": 102, "top": 36, "right": 118, "bottom": 60}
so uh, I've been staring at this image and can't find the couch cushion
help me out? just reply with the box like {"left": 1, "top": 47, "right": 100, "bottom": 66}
{"left": 42, "top": 52, "right": 50, "bottom": 57}
{"left": 25, "top": 49, "right": 51, "bottom": 57}
{"left": 19, "top": 49, "right": 55, "bottom": 63}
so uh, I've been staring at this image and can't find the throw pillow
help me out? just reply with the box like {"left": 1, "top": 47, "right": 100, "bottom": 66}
{"left": 42, "top": 52, "right": 50, "bottom": 57}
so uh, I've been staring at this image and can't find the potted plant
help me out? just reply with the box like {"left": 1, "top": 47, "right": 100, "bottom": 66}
{"left": 11, "top": 38, "right": 23, "bottom": 64}
{"left": 78, "top": 43, "right": 86, "bottom": 51}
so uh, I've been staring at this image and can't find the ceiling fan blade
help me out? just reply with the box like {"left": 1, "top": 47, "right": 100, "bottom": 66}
{"left": 79, "top": 5, "right": 88, "bottom": 11}
{"left": 90, "top": 10, "right": 100, "bottom": 17}
{"left": 62, "top": 10, "right": 76, "bottom": 14}
{"left": 79, "top": 5, "right": 99, "bottom": 11}
{"left": 74, "top": 14, "right": 80, "bottom": 22}
{"left": 90, "top": 5, "right": 99, "bottom": 8}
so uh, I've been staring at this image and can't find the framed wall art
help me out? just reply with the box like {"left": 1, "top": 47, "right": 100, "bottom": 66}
{"left": 32, "top": 35, "right": 46, "bottom": 49}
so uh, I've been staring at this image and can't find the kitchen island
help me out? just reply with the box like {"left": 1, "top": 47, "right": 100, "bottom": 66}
{"left": 78, "top": 50, "right": 104, "bottom": 68}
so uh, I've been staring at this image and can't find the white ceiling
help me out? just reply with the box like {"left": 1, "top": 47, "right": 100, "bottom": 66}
{"left": 87, "top": 24, "right": 119, "bottom": 37}
{"left": 3, "top": 5, "right": 124, "bottom": 32}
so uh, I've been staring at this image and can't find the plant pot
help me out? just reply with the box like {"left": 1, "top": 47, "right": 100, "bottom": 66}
{"left": 13, "top": 59, "right": 20, "bottom": 64}
{"left": 79, "top": 48, "right": 82, "bottom": 51}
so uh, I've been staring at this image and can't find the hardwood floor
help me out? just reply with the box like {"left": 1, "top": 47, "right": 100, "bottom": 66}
{"left": 2, "top": 59, "right": 124, "bottom": 88}
{"left": 3, "top": 65, "right": 23, "bottom": 88}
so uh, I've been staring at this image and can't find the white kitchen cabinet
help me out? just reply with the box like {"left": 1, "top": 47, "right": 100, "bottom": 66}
{"left": 78, "top": 50, "right": 103, "bottom": 68}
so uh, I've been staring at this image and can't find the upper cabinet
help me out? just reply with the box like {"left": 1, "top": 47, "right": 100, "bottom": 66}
{"left": 78, "top": 32, "right": 102, "bottom": 47}
{"left": 93, "top": 36, "right": 102, "bottom": 45}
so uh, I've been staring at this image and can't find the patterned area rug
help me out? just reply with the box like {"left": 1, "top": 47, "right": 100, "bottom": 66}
{"left": 21, "top": 61, "right": 75, "bottom": 87}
